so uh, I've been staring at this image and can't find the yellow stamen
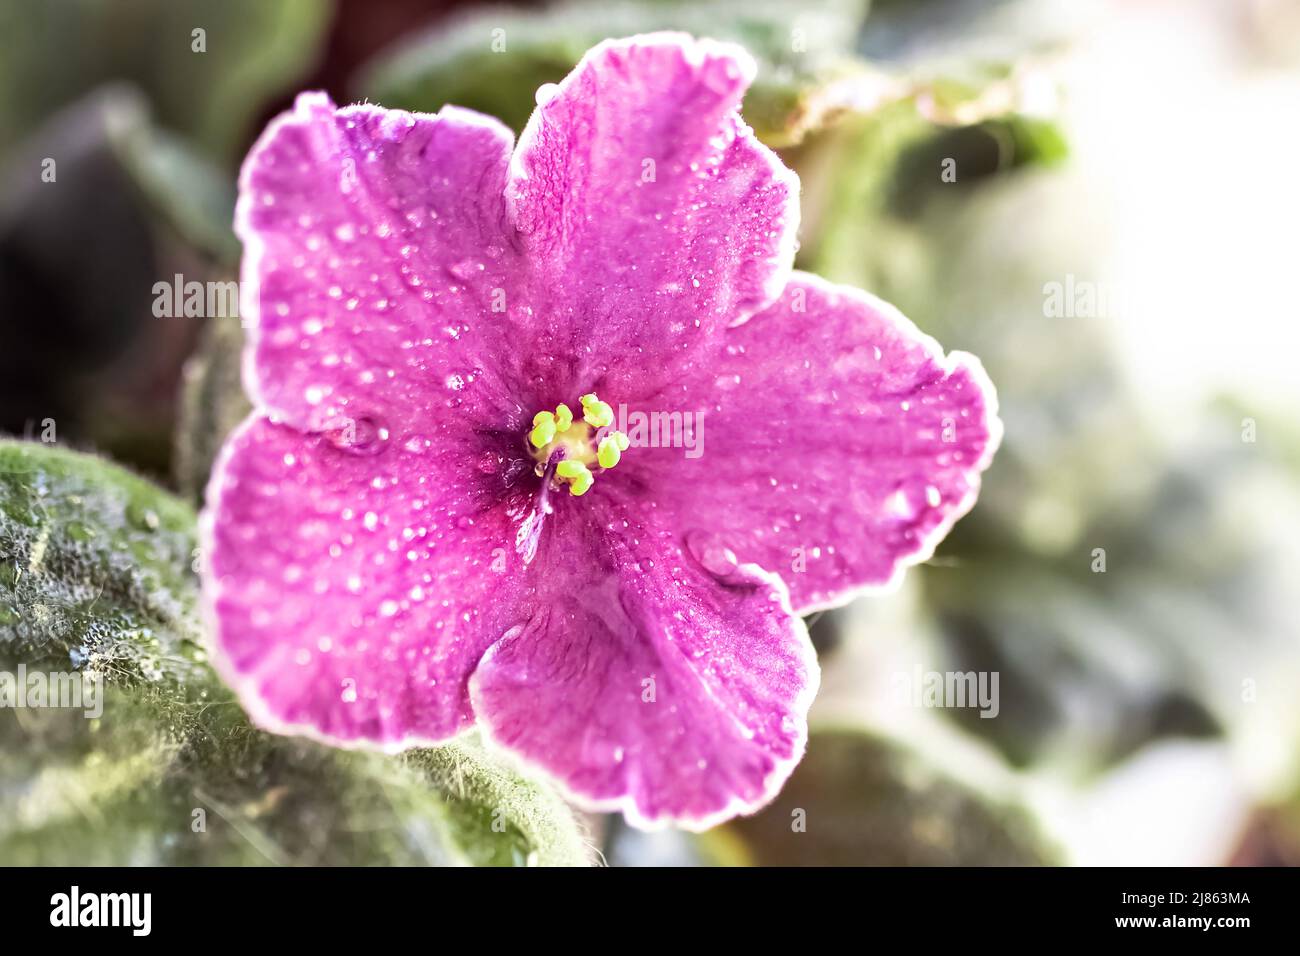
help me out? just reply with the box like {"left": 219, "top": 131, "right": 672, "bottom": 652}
{"left": 529, "top": 413, "right": 556, "bottom": 448}
{"left": 555, "top": 459, "right": 594, "bottom": 496}
{"left": 528, "top": 393, "right": 627, "bottom": 496}
{"left": 580, "top": 393, "right": 614, "bottom": 428}
{"left": 597, "top": 432, "right": 628, "bottom": 469}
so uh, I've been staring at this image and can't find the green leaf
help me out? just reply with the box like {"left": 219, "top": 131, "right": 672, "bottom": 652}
{"left": 792, "top": 96, "right": 1068, "bottom": 297}
{"left": 0, "top": 441, "right": 592, "bottom": 865}
{"left": 710, "top": 725, "right": 1058, "bottom": 865}
{"left": 791, "top": 101, "right": 938, "bottom": 295}
{"left": 0, "top": 440, "right": 203, "bottom": 669}
{"left": 111, "top": 116, "right": 241, "bottom": 265}
{"left": 359, "top": 0, "right": 871, "bottom": 147}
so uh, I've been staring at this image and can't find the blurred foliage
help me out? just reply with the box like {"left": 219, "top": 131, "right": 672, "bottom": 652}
{"left": 362, "top": 0, "right": 873, "bottom": 147}
{"left": 841, "top": 156, "right": 1300, "bottom": 782}
{"left": 608, "top": 722, "right": 1059, "bottom": 866}
{"left": 0, "top": 0, "right": 324, "bottom": 474}
{"left": 0, "top": 89, "right": 162, "bottom": 448}
{"left": 0, "top": 0, "right": 333, "bottom": 162}
{"left": 0, "top": 86, "right": 242, "bottom": 477}
{"left": 0, "top": 441, "right": 592, "bottom": 865}
{"left": 116, "top": 121, "right": 240, "bottom": 266}
{"left": 175, "top": 316, "right": 250, "bottom": 503}
{"left": 1230, "top": 786, "right": 1300, "bottom": 866}
{"left": 714, "top": 726, "right": 1057, "bottom": 865}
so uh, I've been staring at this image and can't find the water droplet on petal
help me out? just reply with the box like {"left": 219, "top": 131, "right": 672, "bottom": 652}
{"left": 325, "top": 415, "right": 389, "bottom": 456}
{"left": 684, "top": 530, "right": 750, "bottom": 586}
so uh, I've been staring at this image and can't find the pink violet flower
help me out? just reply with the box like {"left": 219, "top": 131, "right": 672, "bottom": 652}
{"left": 201, "top": 33, "right": 1001, "bottom": 830}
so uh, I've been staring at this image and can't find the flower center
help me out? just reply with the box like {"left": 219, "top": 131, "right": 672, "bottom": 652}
{"left": 528, "top": 393, "right": 630, "bottom": 497}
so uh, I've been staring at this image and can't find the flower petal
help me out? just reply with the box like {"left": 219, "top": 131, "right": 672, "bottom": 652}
{"left": 236, "top": 92, "right": 528, "bottom": 438}
{"left": 202, "top": 414, "right": 531, "bottom": 749}
{"left": 634, "top": 272, "right": 1001, "bottom": 612}
{"left": 506, "top": 33, "right": 799, "bottom": 397}
{"left": 469, "top": 501, "right": 818, "bottom": 829}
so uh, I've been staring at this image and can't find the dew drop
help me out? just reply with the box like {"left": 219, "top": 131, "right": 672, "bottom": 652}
{"left": 126, "top": 502, "right": 160, "bottom": 532}
{"left": 325, "top": 415, "right": 390, "bottom": 456}
{"left": 684, "top": 531, "right": 747, "bottom": 586}
{"left": 448, "top": 258, "right": 482, "bottom": 281}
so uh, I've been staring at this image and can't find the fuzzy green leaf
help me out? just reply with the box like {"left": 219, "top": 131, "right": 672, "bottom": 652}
{"left": 0, "top": 441, "right": 592, "bottom": 865}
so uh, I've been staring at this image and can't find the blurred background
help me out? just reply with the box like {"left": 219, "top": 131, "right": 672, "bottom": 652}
{"left": 1, "top": 0, "right": 1298, "bottom": 866}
